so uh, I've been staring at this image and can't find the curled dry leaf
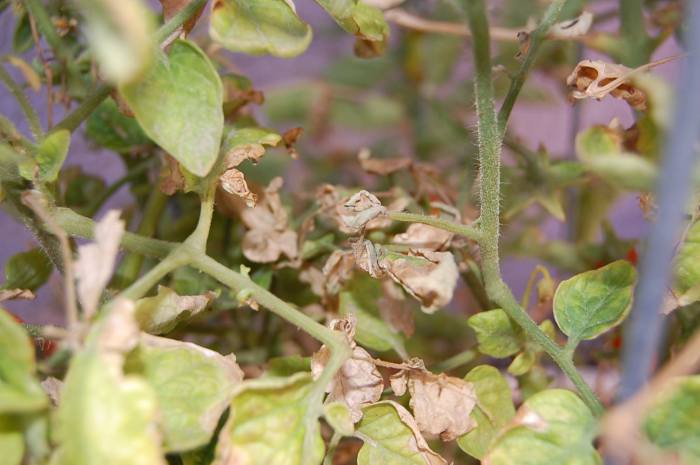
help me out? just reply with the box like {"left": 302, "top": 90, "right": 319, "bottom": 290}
{"left": 549, "top": 11, "right": 593, "bottom": 39}
{"left": 0, "top": 289, "right": 35, "bottom": 302}
{"left": 384, "top": 250, "right": 459, "bottom": 314}
{"left": 220, "top": 168, "right": 256, "bottom": 208}
{"left": 378, "top": 280, "right": 415, "bottom": 337}
{"left": 340, "top": 190, "right": 387, "bottom": 234}
{"left": 321, "top": 250, "right": 356, "bottom": 296}
{"left": 566, "top": 56, "right": 678, "bottom": 110}
{"left": 390, "top": 359, "right": 477, "bottom": 441}
{"left": 239, "top": 177, "right": 298, "bottom": 263}
{"left": 393, "top": 223, "right": 453, "bottom": 251}
{"left": 358, "top": 148, "right": 412, "bottom": 175}
{"left": 74, "top": 210, "right": 125, "bottom": 319}
{"left": 352, "top": 241, "right": 459, "bottom": 313}
{"left": 282, "top": 126, "right": 303, "bottom": 159}
{"left": 134, "top": 285, "right": 217, "bottom": 334}
{"left": 311, "top": 317, "right": 383, "bottom": 423}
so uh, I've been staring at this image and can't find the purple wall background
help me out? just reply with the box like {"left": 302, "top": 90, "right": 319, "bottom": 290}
{"left": 0, "top": 2, "right": 680, "bottom": 325}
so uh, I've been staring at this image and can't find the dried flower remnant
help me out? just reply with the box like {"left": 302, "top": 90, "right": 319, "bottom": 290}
{"left": 159, "top": 154, "right": 186, "bottom": 195}
{"left": 239, "top": 177, "right": 298, "bottom": 263}
{"left": 390, "top": 358, "right": 477, "bottom": 441}
{"left": 74, "top": 210, "right": 125, "bottom": 319}
{"left": 311, "top": 317, "right": 383, "bottom": 422}
{"left": 321, "top": 250, "right": 356, "bottom": 296}
{"left": 340, "top": 190, "right": 387, "bottom": 234}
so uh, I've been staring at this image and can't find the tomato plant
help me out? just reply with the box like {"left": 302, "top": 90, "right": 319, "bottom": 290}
{"left": 1, "top": 1, "right": 699, "bottom": 464}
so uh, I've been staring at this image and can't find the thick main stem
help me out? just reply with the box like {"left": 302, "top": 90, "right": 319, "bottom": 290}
{"left": 463, "top": 0, "right": 603, "bottom": 415}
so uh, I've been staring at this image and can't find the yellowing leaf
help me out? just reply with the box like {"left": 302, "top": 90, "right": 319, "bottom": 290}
{"left": 120, "top": 40, "right": 223, "bottom": 177}
{"left": 553, "top": 260, "right": 636, "bottom": 344}
{"left": 644, "top": 375, "right": 700, "bottom": 463}
{"left": 458, "top": 366, "right": 515, "bottom": 459}
{"left": 129, "top": 335, "right": 243, "bottom": 452}
{"left": 19, "top": 129, "right": 71, "bottom": 182}
{"left": 389, "top": 359, "right": 477, "bottom": 441}
{"left": 0, "top": 308, "right": 47, "bottom": 413}
{"left": 134, "top": 286, "right": 216, "bottom": 334}
{"left": 356, "top": 401, "right": 447, "bottom": 465}
{"left": 74, "top": 210, "right": 125, "bottom": 318}
{"left": 314, "top": 1, "right": 389, "bottom": 57}
{"left": 468, "top": 309, "right": 523, "bottom": 358}
{"left": 213, "top": 373, "right": 324, "bottom": 465}
{"left": 484, "top": 389, "right": 600, "bottom": 465}
{"left": 73, "top": 0, "right": 155, "bottom": 84}
{"left": 210, "top": 0, "right": 312, "bottom": 58}
{"left": 54, "top": 300, "right": 166, "bottom": 465}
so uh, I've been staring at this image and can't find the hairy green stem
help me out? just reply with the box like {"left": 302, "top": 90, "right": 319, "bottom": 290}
{"left": 0, "top": 65, "right": 43, "bottom": 140}
{"left": 118, "top": 248, "right": 189, "bottom": 301}
{"left": 49, "top": 0, "right": 208, "bottom": 135}
{"left": 497, "top": 0, "right": 570, "bottom": 132}
{"left": 388, "top": 211, "right": 481, "bottom": 241}
{"left": 463, "top": 0, "right": 603, "bottom": 415}
{"left": 430, "top": 349, "right": 476, "bottom": 373}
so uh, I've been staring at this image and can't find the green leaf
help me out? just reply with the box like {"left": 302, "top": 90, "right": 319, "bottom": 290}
{"left": 355, "top": 401, "right": 446, "bottom": 465}
{"left": 209, "top": 0, "right": 313, "bottom": 58}
{"left": 323, "top": 402, "right": 354, "bottom": 436}
{"left": 484, "top": 389, "right": 600, "bottom": 465}
{"left": 120, "top": 39, "right": 224, "bottom": 177}
{"left": 0, "top": 308, "right": 47, "bottom": 414}
{"left": 458, "top": 366, "right": 516, "bottom": 460}
{"left": 19, "top": 130, "right": 71, "bottom": 182}
{"left": 576, "top": 126, "right": 657, "bottom": 191}
{"left": 266, "top": 355, "right": 311, "bottom": 377}
{"left": 553, "top": 260, "right": 637, "bottom": 344}
{"left": 0, "top": 416, "right": 24, "bottom": 465}
{"left": 54, "top": 303, "right": 165, "bottom": 465}
{"left": 134, "top": 286, "right": 216, "bottom": 335}
{"left": 127, "top": 335, "right": 243, "bottom": 452}
{"left": 644, "top": 375, "right": 700, "bottom": 462}
{"left": 73, "top": 0, "right": 155, "bottom": 84}
{"left": 213, "top": 373, "right": 324, "bottom": 465}
{"left": 85, "top": 98, "right": 151, "bottom": 152}
{"left": 314, "top": 1, "right": 389, "bottom": 57}
{"left": 1, "top": 248, "right": 52, "bottom": 292}
{"left": 12, "top": 12, "right": 32, "bottom": 54}
{"left": 467, "top": 309, "right": 523, "bottom": 358}
{"left": 339, "top": 276, "right": 405, "bottom": 354}
{"left": 676, "top": 220, "right": 700, "bottom": 295}
{"left": 222, "top": 126, "right": 281, "bottom": 157}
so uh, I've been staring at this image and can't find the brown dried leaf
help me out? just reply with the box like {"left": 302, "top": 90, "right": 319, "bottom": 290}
{"left": 378, "top": 280, "right": 414, "bottom": 337}
{"left": 74, "top": 210, "right": 125, "bottom": 318}
{"left": 0, "top": 288, "right": 35, "bottom": 302}
{"left": 340, "top": 190, "right": 387, "bottom": 234}
{"left": 358, "top": 148, "right": 412, "bottom": 175}
{"left": 159, "top": 154, "right": 185, "bottom": 196}
{"left": 223, "top": 143, "right": 266, "bottom": 170}
{"left": 390, "top": 359, "right": 477, "bottom": 441}
{"left": 549, "top": 11, "right": 593, "bottom": 38}
{"left": 393, "top": 223, "right": 453, "bottom": 251}
{"left": 220, "top": 168, "right": 257, "bottom": 208}
{"left": 282, "top": 126, "right": 303, "bottom": 159}
{"left": 321, "top": 250, "right": 356, "bottom": 296}
{"left": 239, "top": 177, "right": 298, "bottom": 263}
{"left": 383, "top": 250, "right": 459, "bottom": 314}
{"left": 311, "top": 317, "right": 383, "bottom": 422}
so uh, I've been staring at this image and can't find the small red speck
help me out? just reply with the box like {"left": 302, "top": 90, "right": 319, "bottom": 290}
{"left": 612, "top": 334, "right": 623, "bottom": 349}
{"left": 594, "top": 260, "right": 607, "bottom": 269}
{"left": 9, "top": 312, "right": 24, "bottom": 324}
{"left": 626, "top": 248, "right": 638, "bottom": 265}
